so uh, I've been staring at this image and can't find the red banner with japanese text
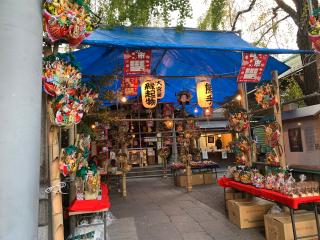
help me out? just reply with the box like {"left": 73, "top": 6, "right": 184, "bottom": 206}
{"left": 124, "top": 50, "right": 151, "bottom": 75}
{"left": 121, "top": 76, "right": 139, "bottom": 96}
{"left": 237, "top": 53, "right": 269, "bottom": 83}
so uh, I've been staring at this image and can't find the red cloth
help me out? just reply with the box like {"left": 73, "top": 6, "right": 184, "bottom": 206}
{"left": 69, "top": 183, "right": 111, "bottom": 213}
{"left": 218, "top": 177, "right": 320, "bottom": 209}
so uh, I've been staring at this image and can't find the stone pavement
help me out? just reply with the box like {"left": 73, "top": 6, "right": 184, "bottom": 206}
{"left": 108, "top": 178, "right": 264, "bottom": 240}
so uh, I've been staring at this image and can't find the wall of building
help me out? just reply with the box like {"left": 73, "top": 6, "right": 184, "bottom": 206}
{"left": 283, "top": 117, "right": 320, "bottom": 166}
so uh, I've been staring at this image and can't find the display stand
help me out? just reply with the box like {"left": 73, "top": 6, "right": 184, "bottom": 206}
{"left": 219, "top": 177, "right": 320, "bottom": 240}
{"left": 68, "top": 183, "right": 110, "bottom": 240}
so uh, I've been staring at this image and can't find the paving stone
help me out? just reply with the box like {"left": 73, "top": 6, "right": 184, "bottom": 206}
{"left": 182, "top": 231, "right": 214, "bottom": 240}
{"left": 108, "top": 178, "right": 263, "bottom": 240}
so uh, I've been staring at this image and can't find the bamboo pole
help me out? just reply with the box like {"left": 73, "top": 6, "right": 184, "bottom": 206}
{"left": 49, "top": 127, "right": 64, "bottom": 240}
{"left": 238, "top": 83, "right": 253, "bottom": 166}
{"left": 272, "top": 71, "right": 286, "bottom": 167}
{"left": 186, "top": 165, "right": 192, "bottom": 192}
{"left": 122, "top": 173, "right": 127, "bottom": 198}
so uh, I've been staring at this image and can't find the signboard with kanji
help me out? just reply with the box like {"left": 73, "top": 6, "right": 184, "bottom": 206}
{"left": 121, "top": 76, "right": 139, "bottom": 96}
{"left": 237, "top": 53, "right": 269, "bottom": 83}
{"left": 124, "top": 50, "right": 151, "bottom": 75}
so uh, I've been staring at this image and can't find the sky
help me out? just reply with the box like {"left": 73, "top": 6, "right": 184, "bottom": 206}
{"left": 171, "top": 0, "right": 298, "bottom": 52}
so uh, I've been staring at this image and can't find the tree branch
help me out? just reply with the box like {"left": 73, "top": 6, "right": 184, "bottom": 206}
{"left": 254, "top": 15, "right": 290, "bottom": 46}
{"left": 231, "top": 0, "right": 257, "bottom": 31}
{"left": 274, "top": 0, "right": 298, "bottom": 25}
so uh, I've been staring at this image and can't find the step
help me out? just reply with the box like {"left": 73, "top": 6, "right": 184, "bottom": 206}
{"left": 127, "top": 174, "right": 173, "bottom": 179}
{"left": 130, "top": 165, "right": 163, "bottom": 172}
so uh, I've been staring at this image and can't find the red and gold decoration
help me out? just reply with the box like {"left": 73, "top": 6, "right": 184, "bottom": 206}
{"left": 309, "top": 16, "right": 320, "bottom": 52}
{"left": 228, "top": 112, "right": 249, "bottom": 133}
{"left": 141, "top": 80, "right": 157, "bottom": 108}
{"left": 265, "top": 121, "right": 283, "bottom": 166}
{"left": 121, "top": 76, "right": 139, "bottom": 96}
{"left": 124, "top": 50, "right": 151, "bottom": 75}
{"left": 230, "top": 137, "right": 251, "bottom": 165}
{"left": 237, "top": 53, "right": 269, "bottom": 83}
{"left": 43, "top": 0, "right": 95, "bottom": 47}
{"left": 196, "top": 78, "right": 213, "bottom": 108}
{"left": 42, "top": 59, "right": 81, "bottom": 97}
{"left": 43, "top": 58, "right": 98, "bottom": 127}
{"left": 265, "top": 121, "right": 281, "bottom": 148}
{"left": 255, "top": 83, "right": 276, "bottom": 109}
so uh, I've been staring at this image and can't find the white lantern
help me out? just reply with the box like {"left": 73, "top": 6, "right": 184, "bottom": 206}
{"left": 141, "top": 80, "right": 157, "bottom": 109}
{"left": 196, "top": 79, "right": 213, "bottom": 108}
{"left": 156, "top": 79, "right": 165, "bottom": 99}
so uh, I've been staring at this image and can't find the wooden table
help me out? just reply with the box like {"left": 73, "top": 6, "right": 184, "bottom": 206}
{"left": 219, "top": 177, "right": 320, "bottom": 240}
{"left": 101, "top": 170, "right": 127, "bottom": 197}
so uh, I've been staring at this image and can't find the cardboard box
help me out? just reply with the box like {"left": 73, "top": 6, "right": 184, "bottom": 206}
{"left": 264, "top": 212, "right": 318, "bottom": 240}
{"left": 203, "top": 173, "right": 217, "bottom": 184}
{"left": 192, "top": 174, "right": 204, "bottom": 185}
{"left": 225, "top": 188, "right": 245, "bottom": 201}
{"left": 175, "top": 174, "right": 204, "bottom": 187}
{"left": 228, "top": 199, "right": 274, "bottom": 229}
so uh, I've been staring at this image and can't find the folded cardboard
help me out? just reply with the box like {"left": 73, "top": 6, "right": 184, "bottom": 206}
{"left": 225, "top": 188, "right": 245, "bottom": 201}
{"left": 203, "top": 173, "right": 217, "bottom": 184}
{"left": 228, "top": 199, "right": 274, "bottom": 229}
{"left": 264, "top": 212, "right": 318, "bottom": 240}
{"left": 175, "top": 174, "right": 204, "bottom": 187}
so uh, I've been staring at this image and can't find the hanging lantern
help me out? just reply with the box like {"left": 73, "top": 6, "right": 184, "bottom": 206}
{"left": 141, "top": 80, "right": 157, "bottom": 109}
{"left": 196, "top": 79, "right": 213, "bottom": 108}
{"left": 156, "top": 79, "right": 165, "bottom": 99}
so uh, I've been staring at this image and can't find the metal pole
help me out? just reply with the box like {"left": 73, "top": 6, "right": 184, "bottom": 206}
{"left": 0, "top": 0, "right": 42, "bottom": 239}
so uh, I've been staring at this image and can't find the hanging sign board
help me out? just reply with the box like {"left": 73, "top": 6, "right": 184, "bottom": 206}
{"left": 124, "top": 50, "right": 151, "bottom": 75}
{"left": 156, "top": 79, "right": 165, "bottom": 99}
{"left": 237, "top": 53, "right": 269, "bottom": 83}
{"left": 121, "top": 76, "right": 139, "bottom": 96}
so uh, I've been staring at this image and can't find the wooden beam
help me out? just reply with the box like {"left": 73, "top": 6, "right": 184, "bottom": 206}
{"left": 272, "top": 71, "right": 286, "bottom": 167}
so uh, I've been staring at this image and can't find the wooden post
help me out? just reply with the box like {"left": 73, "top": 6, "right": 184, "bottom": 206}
{"left": 238, "top": 83, "right": 253, "bottom": 166}
{"left": 186, "top": 164, "right": 192, "bottom": 192}
{"left": 122, "top": 173, "right": 127, "bottom": 198}
{"left": 49, "top": 127, "right": 64, "bottom": 240}
{"left": 272, "top": 71, "right": 286, "bottom": 167}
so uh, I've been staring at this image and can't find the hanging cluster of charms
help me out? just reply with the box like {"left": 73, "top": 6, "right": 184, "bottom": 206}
{"left": 229, "top": 136, "right": 251, "bottom": 165}
{"left": 43, "top": 58, "right": 98, "bottom": 127}
{"left": 309, "top": 15, "right": 320, "bottom": 52}
{"left": 255, "top": 83, "right": 276, "bottom": 109}
{"left": 227, "top": 111, "right": 250, "bottom": 133}
{"left": 225, "top": 104, "right": 251, "bottom": 166}
{"left": 60, "top": 135, "right": 101, "bottom": 199}
{"left": 43, "top": 0, "right": 96, "bottom": 47}
{"left": 264, "top": 121, "right": 282, "bottom": 166}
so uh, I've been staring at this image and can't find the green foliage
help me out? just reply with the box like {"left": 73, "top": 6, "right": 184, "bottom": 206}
{"left": 198, "top": 0, "right": 227, "bottom": 30}
{"left": 280, "top": 77, "right": 306, "bottom": 107}
{"left": 95, "top": 0, "right": 192, "bottom": 28}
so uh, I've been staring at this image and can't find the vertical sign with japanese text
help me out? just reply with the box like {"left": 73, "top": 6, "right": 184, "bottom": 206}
{"left": 237, "top": 53, "right": 269, "bottom": 83}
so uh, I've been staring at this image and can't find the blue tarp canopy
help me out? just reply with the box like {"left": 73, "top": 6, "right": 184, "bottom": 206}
{"left": 71, "top": 27, "right": 307, "bottom": 112}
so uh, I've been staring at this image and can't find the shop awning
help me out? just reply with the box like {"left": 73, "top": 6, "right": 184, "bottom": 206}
{"left": 70, "top": 27, "right": 309, "bottom": 110}
{"left": 196, "top": 121, "right": 228, "bottom": 129}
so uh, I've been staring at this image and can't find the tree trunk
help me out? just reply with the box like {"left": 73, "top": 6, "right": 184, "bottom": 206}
{"left": 296, "top": 0, "right": 320, "bottom": 105}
